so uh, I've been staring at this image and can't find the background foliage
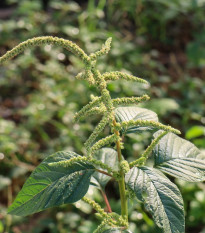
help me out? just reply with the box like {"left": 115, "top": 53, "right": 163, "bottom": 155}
{"left": 0, "top": 0, "right": 205, "bottom": 232}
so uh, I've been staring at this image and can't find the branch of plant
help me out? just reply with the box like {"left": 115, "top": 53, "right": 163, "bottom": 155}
{"left": 101, "top": 189, "right": 112, "bottom": 213}
{"left": 96, "top": 169, "right": 113, "bottom": 178}
{"left": 88, "top": 62, "right": 129, "bottom": 223}
{"left": 112, "top": 119, "right": 128, "bottom": 220}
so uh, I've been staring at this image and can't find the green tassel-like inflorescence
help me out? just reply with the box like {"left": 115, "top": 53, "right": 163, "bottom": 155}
{"left": 102, "top": 71, "right": 148, "bottom": 84}
{"left": 82, "top": 197, "right": 128, "bottom": 232}
{"left": 0, "top": 36, "right": 90, "bottom": 64}
{"left": 89, "top": 37, "right": 112, "bottom": 61}
{"left": 88, "top": 134, "right": 119, "bottom": 155}
{"left": 74, "top": 96, "right": 103, "bottom": 121}
{"left": 82, "top": 197, "right": 118, "bottom": 227}
{"left": 84, "top": 114, "right": 112, "bottom": 150}
{"left": 120, "top": 120, "right": 181, "bottom": 135}
{"left": 48, "top": 155, "right": 118, "bottom": 177}
{"left": 84, "top": 106, "right": 106, "bottom": 118}
{"left": 112, "top": 95, "right": 150, "bottom": 106}
{"left": 129, "top": 131, "right": 168, "bottom": 167}
{"left": 93, "top": 219, "right": 109, "bottom": 233}
{"left": 0, "top": 36, "right": 182, "bottom": 231}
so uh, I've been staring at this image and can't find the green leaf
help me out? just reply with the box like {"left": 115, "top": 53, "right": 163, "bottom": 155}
{"left": 93, "top": 148, "right": 119, "bottom": 188}
{"left": 154, "top": 131, "right": 205, "bottom": 182}
{"left": 90, "top": 176, "right": 102, "bottom": 189}
{"left": 185, "top": 125, "right": 205, "bottom": 139}
{"left": 125, "top": 167, "right": 185, "bottom": 233}
{"left": 0, "top": 220, "right": 3, "bottom": 233}
{"left": 8, "top": 151, "right": 95, "bottom": 216}
{"left": 103, "top": 228, "right": 132, "bottom": 233}
{"left": 114, "top": 106, "right": 158, "bottom": 133}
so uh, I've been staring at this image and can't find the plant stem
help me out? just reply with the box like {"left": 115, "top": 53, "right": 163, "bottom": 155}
{"left": 96, "top": 169, "right": 113, "bottom": 177}
{"left": 113, "top": 119, "right": 128, "bottom": 219}
{"left": 101, "top": 189, "right": 112, "bottom": 213}
{"left": 91, "top": 65, "right": 128, "bottom": 220}
{"left": 6, "top": 185, "right": 12, "bottom": 233}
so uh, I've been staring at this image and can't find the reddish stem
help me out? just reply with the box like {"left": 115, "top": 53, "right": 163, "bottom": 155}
{"left": 96, "top": 169, "right": 113, "bottom": 177}
{"left": 101, "top": 189, "right": 112, "bottom": 213}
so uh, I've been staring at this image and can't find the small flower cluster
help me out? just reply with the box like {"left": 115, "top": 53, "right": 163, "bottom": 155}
{"left": 82, "top": 196, "right": 128, "bottom": 232}
{"left": 74, "top": 96, "right": 102, "bottom": 121}
{"left": 102, "top": 71, "right": 148, "bottom": 84}
{"left": 112, "top": 95, "right": 150, "bottom": 106}
{"left": 90, "top": 37, "right": 112, "bottom": 61}
{"left": 120, "top": 161, "right": 130, "bottom": 174}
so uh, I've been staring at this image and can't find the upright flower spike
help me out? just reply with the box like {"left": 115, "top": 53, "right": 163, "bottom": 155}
{"left": 89, "top": 134, "right": 119, "bottom": 155}
{"left": 129, "top": 131, "right": 168, "bottom": 168}
{"left": 75, "top": 70, "right": 95, "bottom": 85}
{"left": 74, "top": 96, "right": 103, "bottom": 122}
{"left": 75, "top": 72, "right": 86, "bottom": 80}
{"left": 129, "top": 157, "right": 146, "bottom": 167}
{"left": 92, "top": 68, "right": 107, "bottom": 91}
{"left": 84, "top": 114, "right": 112, "bottom": 150}
{"left": 90, "top": 37, "right": 112, "bottom": 61}
{"left": 101, "top": 89, "right": 114, "bottom": 112}
{"left": 85, "top": 66, "right": 95, "bottom": 85}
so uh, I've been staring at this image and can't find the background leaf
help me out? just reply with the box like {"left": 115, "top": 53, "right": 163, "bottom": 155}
{"left": 103, "top": 228, "right": 132, "bottom": 233}
{"left": 140, "top": 98, "right": 179, "bottom": 116}
{"left": 114, "top": 106, "right": 158, "bottom": 134}
{"left": 8, "top": 151, "right": 95, "bottom": 216}
{"left": 125, "top": 166, "right": 185, "bottom": 233}
{"left": 185, "top": 126, "right": 205, "bottom": 139}
{"left": 154, "top": 131, "right": 205, "bottom": 182}
{"left": 0, "top": 175, "right": 11, "bottom": 191}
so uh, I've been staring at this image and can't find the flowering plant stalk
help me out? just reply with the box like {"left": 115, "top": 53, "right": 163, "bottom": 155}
{"left": 1, "top": 36, "right": 205, "bottom": 233}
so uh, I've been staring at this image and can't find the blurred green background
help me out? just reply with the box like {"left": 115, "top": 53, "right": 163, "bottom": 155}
{"left": 0, "top": 0, "right": 205, "bottom": 232}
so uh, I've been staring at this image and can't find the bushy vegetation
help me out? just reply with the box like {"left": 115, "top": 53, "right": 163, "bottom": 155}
{"left": 0, "top": 0, "right": 205, "bottom": 232}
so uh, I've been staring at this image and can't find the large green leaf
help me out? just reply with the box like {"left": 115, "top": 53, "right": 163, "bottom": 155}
{"left": 154, "top": 131, "right": 205, "bottom": 182}
{"left": 8, "top": 151, "right": 95, "bottom": 216}
{"left": 93, "top": 148, "right": 119, "bottom": 188}
{"left": 114, "top": 106, "right": 158, "bottom": 133}
{"left": 103, "top": 228, "right": 132, "bottom": 233}
{"left": 125, "top": 167, "right": 185, "bottom": 233}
